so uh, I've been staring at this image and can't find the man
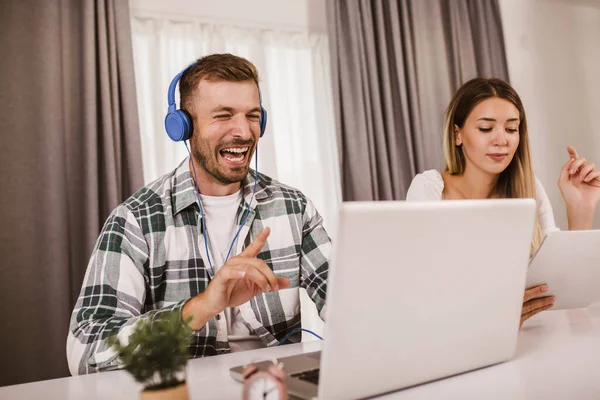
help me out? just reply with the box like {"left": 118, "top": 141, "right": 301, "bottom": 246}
{"left": 67, "top": 54, "right": 331, "bottom": 375}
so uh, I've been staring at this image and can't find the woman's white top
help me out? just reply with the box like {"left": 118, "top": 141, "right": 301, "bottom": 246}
{"left": 406, "top": 169, "right": 559, "bottom": 236}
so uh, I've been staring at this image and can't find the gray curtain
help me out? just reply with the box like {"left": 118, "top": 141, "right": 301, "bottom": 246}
{"left": 0, "top": 0, "right": 143, "bottom": 386}
{"left": 327, "top": 0, "right": 509, "bottom": 201}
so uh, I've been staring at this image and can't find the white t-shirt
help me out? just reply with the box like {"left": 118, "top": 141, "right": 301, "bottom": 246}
{"left": 405, "top": 170, "right": 559, "bottom": 236}
{"left": 200, "top": 190, "right": 264, "bottom": 352}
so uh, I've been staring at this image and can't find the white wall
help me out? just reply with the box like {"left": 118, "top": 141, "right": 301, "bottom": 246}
{"left": 500, "top": 0, "right": 600, "bottom": 229}
{"left": 128, "top": 0, "right": 327, "bottom": 33}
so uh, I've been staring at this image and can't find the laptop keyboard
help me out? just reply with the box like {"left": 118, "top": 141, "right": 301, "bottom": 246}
{"left": 291, "top": 368, "right": 320, "bottom": 385}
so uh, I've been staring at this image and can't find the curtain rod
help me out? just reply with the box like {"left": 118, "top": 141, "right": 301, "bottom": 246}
{"left": 129, "top": 8, "right": 327, "bottom": 35}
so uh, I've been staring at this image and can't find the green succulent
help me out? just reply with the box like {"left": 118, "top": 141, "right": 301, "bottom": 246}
{"left": 108, "top": 311, "right": 193, "bottom": 390}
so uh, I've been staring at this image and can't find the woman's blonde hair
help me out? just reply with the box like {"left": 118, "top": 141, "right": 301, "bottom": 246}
{"left": 443, "top": 78, "right": 543, "bottom": 252}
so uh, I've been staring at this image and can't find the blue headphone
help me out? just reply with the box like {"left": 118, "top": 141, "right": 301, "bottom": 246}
{"left": 164, "top": 63, "right": 268, "bottom": 141}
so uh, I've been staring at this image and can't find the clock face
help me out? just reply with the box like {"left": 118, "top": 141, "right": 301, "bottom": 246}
{"left": 243, "top": 372, "right": 286, "bottom": 400}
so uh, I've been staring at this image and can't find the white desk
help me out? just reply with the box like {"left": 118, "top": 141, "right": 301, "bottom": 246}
{"left": 2, "top": 306, "right": 600, "bottom": 399}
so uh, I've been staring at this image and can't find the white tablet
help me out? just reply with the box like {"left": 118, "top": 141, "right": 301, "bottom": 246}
{"left": 526, "top": 230, "right": 600, "bottom": 310}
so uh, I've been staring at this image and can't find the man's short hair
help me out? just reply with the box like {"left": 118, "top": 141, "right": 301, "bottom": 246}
{"left": 179, "top": 53, "right": 260, "bottom": 115}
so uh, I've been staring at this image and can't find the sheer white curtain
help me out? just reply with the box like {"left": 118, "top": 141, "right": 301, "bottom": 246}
{"left": 130, "top": 14, "right": 341, "bottom": 337}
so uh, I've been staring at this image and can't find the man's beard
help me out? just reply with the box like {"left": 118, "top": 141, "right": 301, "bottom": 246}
{"left": 192, "top": 136, "right": 255, "bottom": 185}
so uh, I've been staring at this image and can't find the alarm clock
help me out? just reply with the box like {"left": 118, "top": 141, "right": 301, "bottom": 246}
{"left": 241, "top": 361, "right": 288, "bottom": 400}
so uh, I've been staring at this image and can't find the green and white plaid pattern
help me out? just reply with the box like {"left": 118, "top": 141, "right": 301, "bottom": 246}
{"left": 67, "top": 158, "right": 331, "bottom": 375}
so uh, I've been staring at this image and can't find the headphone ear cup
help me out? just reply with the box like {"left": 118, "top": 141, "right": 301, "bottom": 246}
{"left": 165, "top": 110, "right": 193, "bottom": 142}
{"left": 259, "top": 106, "right": 268, "bottom": 138}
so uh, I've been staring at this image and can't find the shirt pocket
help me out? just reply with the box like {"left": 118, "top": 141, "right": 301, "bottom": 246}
{"left": 259, "top": 245, "right": 301, "bottom": 285}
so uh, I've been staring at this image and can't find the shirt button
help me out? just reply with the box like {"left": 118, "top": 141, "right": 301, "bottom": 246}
{"left": 215, "top": 314, "right": 221, "bottom": 320}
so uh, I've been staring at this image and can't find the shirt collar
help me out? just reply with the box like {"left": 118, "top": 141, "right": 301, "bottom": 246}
{"left": 172, "top": 157, "right": 273, "bottom": 216}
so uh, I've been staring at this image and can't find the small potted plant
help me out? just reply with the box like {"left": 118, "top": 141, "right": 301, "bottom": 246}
{"left": 108, "top": 311, "right": 192, "bottom": 400}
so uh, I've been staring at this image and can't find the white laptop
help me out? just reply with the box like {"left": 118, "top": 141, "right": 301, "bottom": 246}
{"left": 231, "top": 199, "right": 536, "bottom": 399}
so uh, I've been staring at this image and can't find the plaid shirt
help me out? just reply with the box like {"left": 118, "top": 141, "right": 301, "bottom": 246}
{"left": 67, "top": 158, "right": 331, "bottom": 375}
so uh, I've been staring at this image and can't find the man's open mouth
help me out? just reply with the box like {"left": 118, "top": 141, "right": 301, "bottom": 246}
{"left": 219, "top": 146, "right": 250, "bottom": 165}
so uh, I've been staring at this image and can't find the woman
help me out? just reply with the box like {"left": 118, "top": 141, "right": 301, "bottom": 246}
{"left": 406, "top": 78, "right": 600, "bottom": 326}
